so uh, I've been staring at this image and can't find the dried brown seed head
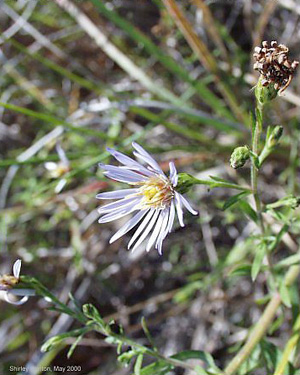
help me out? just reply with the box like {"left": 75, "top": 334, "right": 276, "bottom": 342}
{"left": 253, "top": 41, "right": 299, "bottom": 94}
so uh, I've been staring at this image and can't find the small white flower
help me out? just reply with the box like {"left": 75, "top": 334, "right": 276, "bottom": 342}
{"left": 0, "top": 259, "right": 35, "bottom": 306}
{"left": 97, "top": 142, "right": 198, "bottom": 254}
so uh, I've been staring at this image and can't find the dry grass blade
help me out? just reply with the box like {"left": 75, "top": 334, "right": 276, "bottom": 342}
{"left": 163, "top": 0, "right": 249, "bottom": 125}
{"left": 53, "top": 0, "right": 182, "bottom": 106}
{"left": 0, "top": 0, "right": 37, "bottom": 43}
{"left": 2, "top": 3, "right": 66, "bottom": 59}
{"left": 192, "top": 0, "right": 230, "bottom": 65}
{"left": 163, "top": 0, "right": 218, "bottom": 73}
{"left": 252, "top": 0, "right": 278, "bottom": 52}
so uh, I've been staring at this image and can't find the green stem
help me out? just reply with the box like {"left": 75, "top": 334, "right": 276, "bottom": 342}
{"left": 193, "top": 178, "right": 250, "bottom": 192}
{"left": 252, "top": 103, "right": 277, "bottom": 292}
{"left": 258, "top": 144, "right": 272, "bottom": 168}
{"left": 177, "top": 173, "right": 251, "bottom": 194}
{"left": 106, "top": 331, "right": 197, "bottom": 372}
{"left": 224, "top": 264, "right": 300, "bottom": 375}
{"left": 251, "top": 102, "right": 265, "bottom": 233}
{"left": 23, "top": 277, "right": 198, "bottom": 373}
{"left": 21, "top": 276, "right": 86, "bottom": 323}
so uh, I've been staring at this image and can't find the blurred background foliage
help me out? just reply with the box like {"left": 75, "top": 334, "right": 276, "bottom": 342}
{"left": 0, "top": 0, "right": 300, "bottom": 374}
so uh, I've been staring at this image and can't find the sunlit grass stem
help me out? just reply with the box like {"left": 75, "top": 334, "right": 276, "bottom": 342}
{"left": 224, "top": 264, "right": 300, "bottom": 375}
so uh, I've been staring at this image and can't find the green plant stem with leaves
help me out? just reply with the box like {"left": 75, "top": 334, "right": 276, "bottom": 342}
{"left": 21, "top": 258, "right": 300, "bottom": 375}
{"left": 21, "top": 277, "right": 215, "bottom": 374}
{"left": 224, "top": 74, "right": 300, "bottom": 373}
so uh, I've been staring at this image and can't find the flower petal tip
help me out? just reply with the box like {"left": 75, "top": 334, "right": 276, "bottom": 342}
{"left": 13, "top": 259, "right": 22, "bottom": 279}
{"left": 106, "top": 147, "right": 115, "bottom": 155}
{"left": 109, "top": 236, "right": 118, "bottom": 244}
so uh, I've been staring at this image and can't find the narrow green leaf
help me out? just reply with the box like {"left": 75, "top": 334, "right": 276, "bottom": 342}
{"left": 195, "top": 365, "right": 210, "bottom": 375}
{"left": 229, "top": 264, "right": 252, "bottom": 277}
{"left": 269, "top": 224, "right": 290, "bottom": 252}
{"left": 239, "top": 201, "right": 258, "bottom": 223}
{"left": 275, "top": 253, "right": 300, "bottom": 269}
{"left": 209, "top": 175, "right": 230, "bottom": 183}
{"left": 279, "top": 281, "right": 291, "bottom": 308}
{"left": 251, "top": 244, "right": 267, "bottom": 281}
{"left": 223, "top": 191, "right": 251, "bottom": 210}
{"left": 133, "top": 360, "right": 171, "bottom": 375}
{"left": 134, "top": 354, "right": 144, "bottom": 375}
{"left": 82, "top": 304, "right": 107, "bottom": 331}
{"left": 67, "top": 334, "right": 84, "bottom": 358}
{"left": 141, "top": 317, "right": 157, "bottom": 352}
{"left": 41, "top": 328, "right": 89, "bottom": 352}
{"left": 118, "top": 350, "right": 137, "bottom": 366}
{"left": 172, "top": 350, "right": 221, "bottom": 373}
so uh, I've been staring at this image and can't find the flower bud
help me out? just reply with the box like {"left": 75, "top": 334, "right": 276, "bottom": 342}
{"left": 259, "top": 126, "right": 284, "bottom": 167}
{"left": 290, "top": 197, "right": 300, "bottom": 209}
{"left": 255, "top": 77, "right": 278, "bottom": 106}
{"left": 230, "top": 146, "right": 250, "bottom": 169}
{"left": 176, "top": 173, "right": 197, "bottom": 194}
{"left": 267, "top": 125, "right": 283, "bottom": 148}
{"left": 266, "top": 195, "right": 300, "bottom": 210}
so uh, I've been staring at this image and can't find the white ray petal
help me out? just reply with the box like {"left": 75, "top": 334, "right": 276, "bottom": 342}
{"left": 8, "top": 289, "right": 35, "bottom": 296}
{"left": 103, "top": 172, "right": 143, "bottom": 184}
{"left": 146, "top": 211, "right": 165, "bottom": 252}
{"left": 130, "top": 210, "right": 160, "bottom": 252}
{"left": 179, "top": 194, "right": 198, "bottom": 215}
{"left": 109, "top": 210, "right": 148, "bottom": 244}
{"left": 98, "top": 199, "right": 140, "bottom": 223}
{"left": 96, "top": 189, "right": 138, "bottom": 200}
{"left": 155, "top": 209, "right": 170, "bottom": 254}
{"left": 100, "top": 164, "right": 146, "bottom": 182}
{"left": 167, "top": 201, "right": 176, "bottom": 233}
{"left": 132, "top": 142, "right": 164, "bottom": 174}
{"left": 100, "top": 163, "right": 143, "bottom": 177}
{"left": 169, "top": 162, "right": 178, "bottom": 187}
{"left": 127, "top": 209, "right": 156, "bottom": 249}
{"left": 107, "top": 148, "right": 154, "bottom": 176}
{"left": 13, "top": 259, "right": 21, "bottom": 279}
{"left": 98, "top": 196, "right": 139, "bottom": 214}
{"left": 5, "top": 292, "right": 28, "bottom": 306}
{"left": 175, "top": 192, "right": 184, "bottom": 227}
{"left": 132, "top": 152, "right": 164, "bottom": 175}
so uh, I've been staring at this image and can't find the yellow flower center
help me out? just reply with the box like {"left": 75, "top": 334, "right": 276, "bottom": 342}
{"left": 136, "top": 176, "right": 174, "bottom": 209}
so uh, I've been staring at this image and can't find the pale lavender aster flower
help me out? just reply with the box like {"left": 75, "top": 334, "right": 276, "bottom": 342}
{"left": 97, "top": 142, "right": 198, "bottom": 254}
{"left": 0, "top": 259, "right": 35, "bottom": 305}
